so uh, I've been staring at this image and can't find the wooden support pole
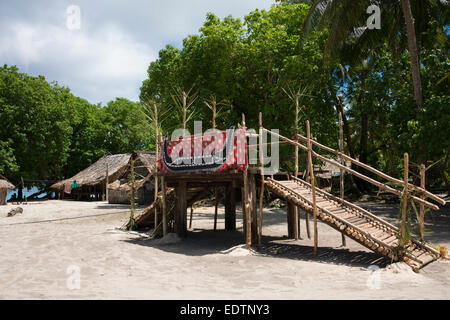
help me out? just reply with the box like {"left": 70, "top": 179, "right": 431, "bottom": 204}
{"left": 214, "top": 187, "right": 219, "bottom": 231}
{"left": 258, "top": 112, "right": 264, "bottom": 245}
{"left": 249, "top": 173, "right": 258, "bottom": 245}
{"left": 242, "top": 113, "right": 251, "bottom": 248}
{"left": 189, "top": 206, "right": 193, "bottom": 229}
{"left": 339, "top": 112, "right": 346, "bottom": 247}
{"left": 105, "top": 163, "right": 109, "bottom": 202}
{"left": 161, "top": 176, "right": 167, "bottom": 236}
{"left": 175, "top": 181, "right": 187, "bottom": 237}
{"left": 213, "top": 101, "right": 219, "bottom": 231}
{"left": 225, "top": 183, "right": 236, "bottom": 231}
{"left": 154, "top": 105, "right": 159, "bottom": 228}
{"left": 307, "top": 121, "right": 318, "bottom": 255}
{"left": 182, "top": 91, "right": 187, "bottom": 129}
{"left": 294, "top": 99, "right": 299, "bottom": 240}
{"left": 401, "top": 153, "right": 409, "bottom": 246}
{"left": 420, "top": 164, "right": 425, "bottom": 241}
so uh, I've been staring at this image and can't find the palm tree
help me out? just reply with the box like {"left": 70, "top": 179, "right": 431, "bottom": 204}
{"left": 285, "top": 0, "right": 448, "bottom": 112}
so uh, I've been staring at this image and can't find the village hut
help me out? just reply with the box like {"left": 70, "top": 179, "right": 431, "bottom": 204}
{"left": 0, "top": 174, "right": 15, "bottom": 205}
{"left": 50, "top": 154, "right": 131, "bottom": 201}
{"left": 108, "top": 151, "right": 157, "bottom": 205}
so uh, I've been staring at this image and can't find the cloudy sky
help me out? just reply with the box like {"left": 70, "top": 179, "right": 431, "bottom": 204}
{"left": 0, "top": 0, "right": 274, "bottom": 105}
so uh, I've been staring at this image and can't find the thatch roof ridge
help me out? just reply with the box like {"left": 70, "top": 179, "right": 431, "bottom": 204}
{"left": 0, "top": 174, "right": 15, "bottom": 189}
{"left": 133, "top": 150, "right": 157, "bottom": 173}
{"left": 51, "top": 153, "right": 131, "bottom": 190}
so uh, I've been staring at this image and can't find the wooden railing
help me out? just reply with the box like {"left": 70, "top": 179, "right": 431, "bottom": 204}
{"left": 252, "top": 111, "right": 444, "bottom": 252}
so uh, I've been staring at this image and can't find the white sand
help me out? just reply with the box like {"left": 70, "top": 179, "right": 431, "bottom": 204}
{"left": 0, "top": 200, "right": 449, "bottom": 299}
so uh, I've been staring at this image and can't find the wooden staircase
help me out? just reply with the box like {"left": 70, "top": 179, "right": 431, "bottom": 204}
{"left": 265, "top": 175, "right": 440, "bottom": 271}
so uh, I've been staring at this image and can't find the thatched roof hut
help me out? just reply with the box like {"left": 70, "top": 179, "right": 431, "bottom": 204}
{"left": 50, "top": 154, "right": 131, "bottom": 200}
{"left": 107, "top": 151, "right": 157, "bottom": 205}
{"left": 0, "top": 174, "right": 15, "bottom": 205}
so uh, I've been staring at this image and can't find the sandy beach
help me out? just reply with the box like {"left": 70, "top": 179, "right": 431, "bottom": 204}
{"left": 0, "top": 199, "right": 449, "bottom": 300}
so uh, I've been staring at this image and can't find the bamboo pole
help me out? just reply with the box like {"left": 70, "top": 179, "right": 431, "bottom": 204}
{"left": 294, "top": 132, "right": 444, "bottom": 205}
{"left": 242, "top": 113, "right": 251, "bottom": 248}
{"left": 294, "top": 97, "right": 299, "bottom": 240}
{"left": 420, "top": 164, "right": 425, "bottom": 241}
{"left": 105, "top": 163, "right": 109, "bottom": 202}
{"left": 182, "top": 91, "right": 187, "bottom": 129}
{"left": 307, "top": 121, "right": 318, "bottom": 255}
{"left": 401, "top": 153, "right": 409, "bottom": 246}
{"left": 214, "top": 187, "right": 219, "bottom": 231}
{"left": 162, "top": 175, "right": 167, "bottom": 237}
{"left": 258, "top": 112, "right": 264, "bottom": 245}
{"left": 339, "top": 112, "right": 346, "bottom": 247}
{"left": 160, "top": 131, "right": 167, "bottom": 237}
{"left": 212, "top": 99, "right": 219, "bottom": 231}
{"left": 154, "top": 104, "right": 159, "bottom": 228}
{"left": 263, "top": 128, "right": 439, "bottom": 210}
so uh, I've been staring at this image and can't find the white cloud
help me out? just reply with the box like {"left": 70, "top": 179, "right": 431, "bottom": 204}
{"left": 0, "top": 21, "right": 156, "bottom": 104}
{"left": 0, "top": 0, "right": 275, "bottom": 104}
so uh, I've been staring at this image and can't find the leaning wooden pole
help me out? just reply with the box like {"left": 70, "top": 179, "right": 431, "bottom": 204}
{"left": 154, "top": 104, "right": 159, "bottom": 228}
{"left": 258, "top": 112, "right": 264, "bottom": 245}
{"left": 339, "top": 112, "right": 346, "bottom": 247}
{"left": 401, "top": 153, "right": 409, "bottom": 246}
{"left": 420, "top": 164, "right": 425, "bottom": 241}
{"left": 307, "top": 121, "right": 318, "bottom": 255}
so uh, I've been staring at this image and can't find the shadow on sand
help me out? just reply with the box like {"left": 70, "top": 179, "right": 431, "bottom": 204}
{"left": 122, "top": 228, "right": 390, "bottom": 269}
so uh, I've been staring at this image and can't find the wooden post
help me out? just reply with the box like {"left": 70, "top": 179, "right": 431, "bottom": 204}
{"left": 161, "top": 176, "right": 167, "bottom": 237}
{"left": 420, "top": 164, "right": 425, "bottom": 241}
{"left": 293, "top": 97, "right": 300, "bottom": 240}
{"left": 214, "top": 187, "right": 219, "bottom": 231}
{"left": 307, "top": 121, "right": 318, "bottom": 255}
{"left": 258, "top": 112, "right": 264, "bottom": 244}
{"left": 189, "top": 206, "right": 194, "bottom": 229}
{"left": 175, "top": 181, "right": 187, "bottom": 237}
{"left": 225, "top": 183, "right": 236, "bottom": 231}
{"left": 182, "top": 91, "right": 187, "bottom": 129}
{"left": 339, "top": 112, "right": 346, "bottom": 247}
{"left": 212, "top": 100, "right": 219, "bottom": 231}
{"left": 249, "top": 173, "right": 258, "bottom": 245}
{"left": 242, "top": 113, "right": 251, "bottom": 248}
{"left": 401, "top": 153, "right": 409, "bottom": 246}
{"left": 154, "top": 105, "right": 159, "bottom": 228}
{"left": 105, "top": 163, "right": 109, "bottom": 202}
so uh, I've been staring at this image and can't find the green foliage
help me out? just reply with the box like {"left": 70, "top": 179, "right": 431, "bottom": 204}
{"left": 0, "top": 65, "right": 153, "bottom": 189}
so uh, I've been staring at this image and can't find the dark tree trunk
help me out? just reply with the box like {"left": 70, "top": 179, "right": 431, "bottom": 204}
{"left": 401, "top": 0, "right": 425, "bottom": 171}
{"left": 400, "top": 0, "right": 423, "bottom": 111}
